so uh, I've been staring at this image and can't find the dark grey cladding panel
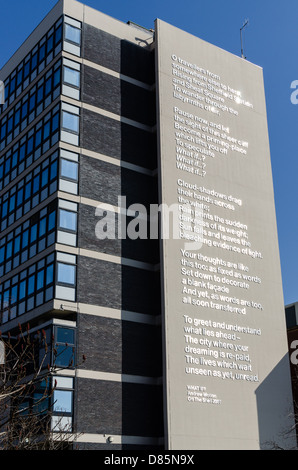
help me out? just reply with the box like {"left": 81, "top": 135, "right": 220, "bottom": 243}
{"left": 122, "top": 383, "right": 164, "bottom": 437}
{"left": 75, "top": 378, "right": 122, "bottom": 435}
{"left": 78, "top": 204, "right": 121, "bottom": 257}
{"left": 79, "top": 155, "right": 121, "bottom": 206}
{"left": 77, "top": 314, "right": 162, "bottom": 377}
{"left": 78, "top": 314, "right": 122, "bottom": 374}
{"left": 82, "top": 65, "right": 156, "bottom": 127}
{"left": 79, "top": 154, "right": 158, "bottom": 208}
{"left": 77, "top": 256, "right": 161, "bottom": 315}
{"left": 75, "top": 378, "right": 163, "bottom": 438}
{"left": 83, "top": 24, "right": 121, "bottom": 74}
{"left": 83, "top": 24, "right": 155, "bottom": 85}
{"left": 81, "top": 108, "right": 121, "bottom": 160}
{"left": 78, "top": 204, "right": 159, "bottom": 264}
{"left": 83, "top": 65, "right": 121, "bottom": 116}
{"left": 81, "top": 109, "right": 157, "bottom": 170}
{"left": 121, "top": 321, "right": 162, "bottom": 377}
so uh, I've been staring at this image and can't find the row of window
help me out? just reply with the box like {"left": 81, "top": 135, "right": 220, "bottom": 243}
{"left": 0, "top": 103, "right": 60, "bottom": 190}
{"left": 0, "top": 199, "right": 78, "bottom": 278}
{"left": 17, "top": 320, "right": 76, "bottom": 429}
{"left": 19, "top": 375, "right": 74, "bottom": 427}
{"left": 0, "top": 17, "right": 63, "bottom": 114}
{"left": 0, "top": 202, "right": 56, "bottom": 276}
{"left": 0, "top": 251, "right": 77, "bottom": 323}
{"left": 0, "top": 102, "right": 81, "bottom": 194}
{"left": 0, "top": 16, "right": 82, "bottom": 117}
{"left": 0, "top": 150, "right": 59, "bottom": 231}
{"left": 0, "top": 60, "right": 61, "bottom": 150}
{"left": 0, "top": 58, "right": 81, "bottom": 155}
{"left": 0, "top": 150, "right": 80, "bottom": 234}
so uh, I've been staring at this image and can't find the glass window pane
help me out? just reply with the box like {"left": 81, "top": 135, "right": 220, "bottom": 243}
{"left": 57, "top": 327, "right": 75, "bottom": 344}
{"left": 31, "top": 53, "right": 38, "bottom": 70}
{"left": 62, "top": 111, "right": 79, "bottom": 133}
{"left": 39, "top": 217, "right": 47, "bottom": 237}
{"left": 61, "top": 159, "right": 78, "bottom": 181}
{"left": 2, "top": 201, "right": 8, "bottom": 218}
{"left": 55, "top": 25, "right": 62, "bottom": 45}
{"left": 50, "top": 160, "right": 58, "bottom": 180}
{"left": 14, "top": 235, "right": 21, "bottom": 254}
{"left": 55, "top": 344, "right": 75, "bottom": 368}
{"left": 52, "top": 112, "right": 59, "bottom": 131}
{"left": 64, "top": 67, "right": 80, "bottom": 87}
{"left": 41, "top": 168, "right": 48, "bottom": 187}
{"left": 45, "top": 77, "right": 52, "bottom": 96}
{"left": 6, "top": 241, "right": 13, "bottom": 259}
{"left": 33, "top": 175, "right": 40, "bottom": 194}
{"left": 65, "top": 24, "right": 81, "bottom": 45}
{"left": 9, "top": 195, "right": 15, "bottom": 212}
{"left": 0, "top": 246, "right": 5, "bottom": 263}
{"left": 25, "top": 182, "right": 31, "bottom": 200}
{"left": 30, "top": 224, "right": 37, "bottom": 243}
{"left": 37, "top": 270, "right": 44, "bottom": 290}
{"left": 59, "top": 209, "right": 77, "bottom": 231}
{"left": 28, "top": 274, "right": 35, "bottom": 295}
{"left": 11, "top": 285, "right": 18, "bottom": 304}
{"left": 48, "top": 211, "right": 56, "bottom": 231}
{"left": 29, "top": 94, "right": 36, "bottom": 112}
{"left": 57, "top": 263, "right": 75, "bottom": 285}
{"left": 53, "top": 390, "right": 72, "bottom": 413}
{"left": 22, "top": 229, "right": 29, "bottom": 248}
{"left": 46, "top": 263, "right": 54, "bottom": 285}
{"left": 43, "top": 121, "right": 51, "bottom": 140}
{"left": 19, "top": 280, "right": 26, "bottom": 300}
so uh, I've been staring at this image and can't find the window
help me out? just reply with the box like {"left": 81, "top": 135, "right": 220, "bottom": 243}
{"left": 63, "top": 66, "right": 80, "bottom": 88}
{"left": 59, "top": 209, "right": 77, "bottom": 232}
{"left": 53, "top": 390, "right": 73, "bottom": 413}
{"left": 54, "top": 327, "right": 75, "bottom": 368}
{"left": 62, "top": 111, "right": 79, "bottom": 133}
{"left": 60, "top": 159, "right": 78, "bottom": 181}
{"left": 57, "top": 263, "right": 75, "bottom": 285}
{"left": 0, "top": 17, "right": 63, "bottom": 115}
{"left": 0, "top": 104, "right": 60, "bottom": 191}
{"left": 46, "top": 263, "right": 54, "bottom": 285}
{"left": 65, "top": 24, "right": 81, "bottom": 45}
{"left": 0, "top": 150, "right": 59, "bottom": 228}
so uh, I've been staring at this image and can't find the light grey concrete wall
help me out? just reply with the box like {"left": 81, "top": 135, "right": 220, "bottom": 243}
{"left": 155, "top": 18, "right": 295, "bottom": 450}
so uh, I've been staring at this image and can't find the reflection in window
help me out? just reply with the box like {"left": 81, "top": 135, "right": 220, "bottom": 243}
{"left": 60, "top": 159, "right": 78, "bottom": 181}
{"left": 62, "top": 111, "right": 79, "bottom": 133}
{"left": 53, "top": 389, "right": 72, "bottom": 413}
{"left": 65, "top": 24, "right": 81, "bottom": 45}
{"left": 64, "top": 67, "right": 80, "bottom": 88}
{"left": 59, "top": 209, "right": 77, "bottom": 232}
{"left": 57, "top": 263, "right": 75, "bottom": 285}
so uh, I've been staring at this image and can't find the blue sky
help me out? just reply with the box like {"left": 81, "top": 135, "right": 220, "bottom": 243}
{"left": 0, "top": 0, "right": 297, "bottom": 305}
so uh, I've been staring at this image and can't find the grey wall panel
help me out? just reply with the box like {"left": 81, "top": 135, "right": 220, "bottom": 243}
{"left": 79, "top": 203, "right": 160, "bottom": 264}
{"left": 81, "top": 109, "right": 157, "bottom": 169}
{"left": 83, "top": 65, "right": 156, "bottom": 126}
{"left": 75, "top": 378, "right": 122, "bottom": 435}
{"left": 79, "top": 155, "right": 158, "bottom": 208}
{"left": 77, "top": 256, "right": 161, "bottom": 315}
{"left": 83, "top": 24, "right": 155, "bottom": 85}
{"left": 155, "top": 18, "right": 295, "bottom": 450}
{"left": 77, "top": 314, "right": 162, "bottom": 377}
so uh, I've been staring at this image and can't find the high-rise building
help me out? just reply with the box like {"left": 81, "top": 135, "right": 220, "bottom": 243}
{"left": 0, "top": 0, "right": 295, "bottom": 450}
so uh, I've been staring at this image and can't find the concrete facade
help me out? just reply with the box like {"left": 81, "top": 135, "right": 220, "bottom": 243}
{"left": 0, "top": 0, "right": 294, "bottom": 450}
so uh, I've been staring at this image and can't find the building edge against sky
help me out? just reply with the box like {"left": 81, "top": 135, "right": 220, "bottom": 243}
{"left": 0, "top": 0, "right": 295, "bottom": 450}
